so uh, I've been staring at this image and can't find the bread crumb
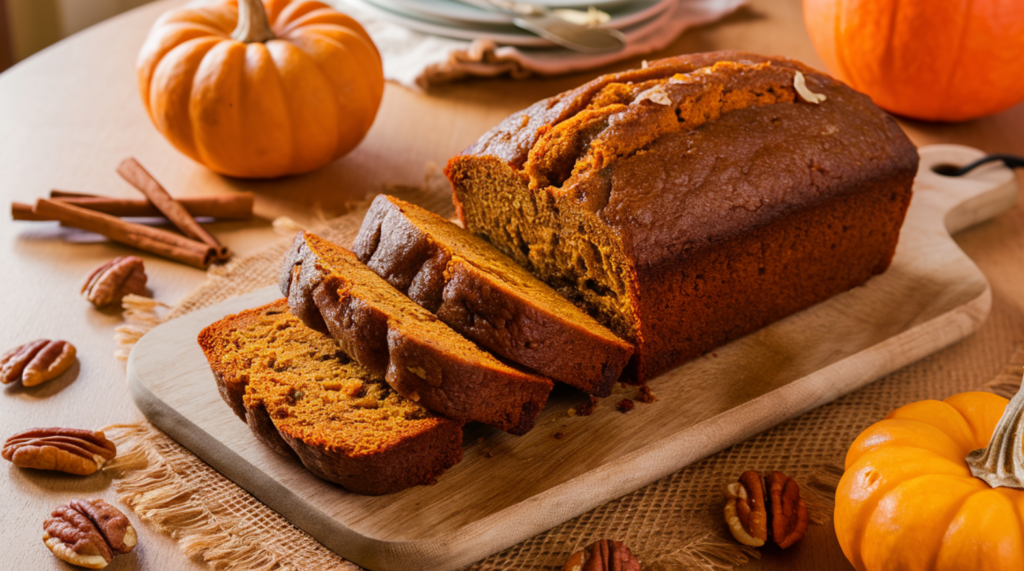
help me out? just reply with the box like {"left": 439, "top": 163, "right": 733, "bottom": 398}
{"left": 567, "top": 408, "right": 577, "bottom": 417}
{"left": 554, "top": 432, "right": 565, "bottom": 440}
{"left": 577, "top": 396, "right": 600, "bottom": 416}
{"left": 636, "top": 385, "right": 657, "bottom": 404}
{"left": 616, "top": 399, "right": 635, "bottom": 413}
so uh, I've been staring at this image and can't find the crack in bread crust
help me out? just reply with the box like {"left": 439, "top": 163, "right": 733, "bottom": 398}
{"left": 525, "top": 62, "right": 798, "bottom": 192}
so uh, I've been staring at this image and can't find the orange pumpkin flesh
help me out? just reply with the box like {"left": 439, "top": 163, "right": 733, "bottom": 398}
{"left": 836, "top": 391, "right": 1021, "bottom": 570}
{"left": 803, "top": 0, "right": 1024, "bottom": 122}
{"left": 137, "top": 0, "right": 383, "bottom": 178}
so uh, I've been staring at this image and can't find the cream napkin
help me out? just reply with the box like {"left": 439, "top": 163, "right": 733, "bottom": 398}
{"left": 330, "top": 0, "right": 748, "bottom": 90}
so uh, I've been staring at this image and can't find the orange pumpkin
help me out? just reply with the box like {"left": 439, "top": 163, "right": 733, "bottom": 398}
{"left": 836, "top": 385, "right": 1024, "bottom": 570}
{"left": 137, "top": 0, "right": 383, "bottom": 178}
{"left": 803, "top": 0, "right": 1024, "bottom": 122}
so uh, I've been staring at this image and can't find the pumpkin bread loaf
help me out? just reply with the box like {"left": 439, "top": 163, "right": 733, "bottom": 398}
{"left": 352, "top": 194, "right": 634, "bottom": 397}
{"left": 280, "top": 232, "right": 554, "bottom": 435}
{"left": 198, "top": 300, "right": 463, "bottom": 495}
{"left": 447, "top": 51, "right": 918, "bottom": 382}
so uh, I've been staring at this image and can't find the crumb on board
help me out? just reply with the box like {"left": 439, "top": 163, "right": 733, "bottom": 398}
{"left": 554, "top": 432, "right": 565, "bottom": 439}
{"left": 636, "top": 385, "right": 657, "bottom": 404}
{"left": 577, "top": 396, "right": 599, "bottom": 416}
{"left": 616, "top": 399, "right": 635, "bottom": 413}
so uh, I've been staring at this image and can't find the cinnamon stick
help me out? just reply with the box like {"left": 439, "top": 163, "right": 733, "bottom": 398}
{"left": 49, "top": 191, "right": 96, "bottom": 199}
{"left": 44, "top": 192, "right": 254, "bottom": 220}
{"left": 33, "top": 199, "right": 216, "bottom": 269}
{"left": 12, "top": 202, "right": 51, "bottom": 221}
{"left": 117, "top": 158, "right": 229, "bottom": 259}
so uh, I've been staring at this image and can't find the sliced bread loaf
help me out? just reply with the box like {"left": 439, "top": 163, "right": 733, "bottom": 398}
{"left": 447, "top": 52, "right": 917, "bottom": 382}
{"left": 352, "top": 195, "right": 634, "bottom": 397}
{"left": 280, "top": 232, "right": 553, "bottom": 435}
{"left": 199, "top": 299, "right": 463, "bottom": 495}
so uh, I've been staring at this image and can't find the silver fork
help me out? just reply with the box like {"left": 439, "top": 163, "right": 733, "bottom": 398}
{"left": 453, "top": 0, "right": 627, "bottom": 53}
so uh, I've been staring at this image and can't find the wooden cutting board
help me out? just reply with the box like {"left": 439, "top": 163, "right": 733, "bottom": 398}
{"left": 128, "top": 145, "right": 1016, "bottom": 571}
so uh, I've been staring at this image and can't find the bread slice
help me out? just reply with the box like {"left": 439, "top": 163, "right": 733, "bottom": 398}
{"left": 351, "top": 195, "right": 634, "bottom": 397}
{"left": 198, "top": 299, "right": 463, "bottom": 495}
{"left": 280, "top": 232, "right": 554, "bottom": 435}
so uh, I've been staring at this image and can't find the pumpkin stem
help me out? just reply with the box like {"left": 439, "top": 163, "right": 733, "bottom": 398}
{"left": 232, "top": 0, "right": 276, "bottom": 44}
{"left": 966, "top": 369, "right": 1024, "bottom": 489}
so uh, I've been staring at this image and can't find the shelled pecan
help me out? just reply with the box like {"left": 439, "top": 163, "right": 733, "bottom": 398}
{"left": 1, "top": 339, "right": 76, "bottom": 387}
{"left": 562, "top": 539, "right": 641, "bottom": 571}
{"left": 43, "top": 499, "right": 137, "bottom": 569}
{"left": 81, "top": 256, "right": 147, "bottom": 307}
{"left": 2, "top": 428, "right": 116, "bottom": 475}
{"left": 724, "top": 470, "right": 808, "bottom": 549}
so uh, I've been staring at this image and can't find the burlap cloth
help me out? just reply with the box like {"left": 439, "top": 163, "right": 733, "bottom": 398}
{"left": 105, "top": 180, "right": 1024, "bottom": 571}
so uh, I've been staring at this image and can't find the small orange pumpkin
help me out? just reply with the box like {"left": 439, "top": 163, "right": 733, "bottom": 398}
{"left": 137, "top": 0, "right": 383, "bottom": 178}
{"left": 803, "top": 0, "right": 1024, "bottom": 122}
{"left": 836, "top": 383, "right": 1024, "bottom": 570}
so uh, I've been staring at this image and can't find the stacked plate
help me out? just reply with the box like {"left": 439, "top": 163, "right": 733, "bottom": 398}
{"left": 341, "top": 0, "right": 678, "bottom": 48}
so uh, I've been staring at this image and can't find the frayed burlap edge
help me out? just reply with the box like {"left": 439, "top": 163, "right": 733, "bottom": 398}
{"left": 114, "top": 295, "right": 170, "bottom": 360}
{"left": 102, "top": 422, "right": 359, "bottom": 571}
{"left": 646, "top": 531, "right": 759, "bottom": 571}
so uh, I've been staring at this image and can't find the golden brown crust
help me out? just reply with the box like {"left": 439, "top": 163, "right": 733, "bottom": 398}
{"left": 448, "top": 51, "right": 918, "bottom": 382}
{"left": 352, "top": 195, "right": 633, "bottom": 397}
{"left": 198, "top": 300, "right": 463, "bottom": 495}
{"left": 280, "top": 232, "right": 553, "bottom": 435}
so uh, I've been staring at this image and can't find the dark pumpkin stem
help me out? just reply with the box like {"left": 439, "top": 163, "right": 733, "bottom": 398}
{"left": 967, "top": 369, "right": 1024, "bottom": 489}
{"left": 232, "top": 0, "right": 276, "bottom": 43}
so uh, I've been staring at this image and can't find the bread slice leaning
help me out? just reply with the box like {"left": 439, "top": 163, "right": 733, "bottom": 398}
{"left": 280, "top": 232, "right": 553, "bottom": 435}
{"left": 352, "top": 195, "right": 634, "bottom": 397}
{"left": 198, "top": 299, "right": 463, "bottom": 495}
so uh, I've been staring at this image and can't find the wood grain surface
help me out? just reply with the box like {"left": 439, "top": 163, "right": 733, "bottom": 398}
{"left": 1, "top": 0, "right": 1023, "bottom": 570}
{"left": 126, "top": 146, "right": 1015, "bottom": 571}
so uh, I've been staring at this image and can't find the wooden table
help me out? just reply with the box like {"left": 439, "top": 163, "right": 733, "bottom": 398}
{"left": 1, "top": 1, "right": 1021, "bottom": 569}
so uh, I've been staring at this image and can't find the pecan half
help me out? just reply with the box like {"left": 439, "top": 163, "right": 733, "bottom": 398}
{"left": 3, "top": 428, "right": 116, "bottom": 475}
{"left": 81, "top": 256, "right": 147, "bottom": 308}
{"left": 43, "top": 499, "right": 137, "bottom": 569}
{"left": 1, "top": 339, "right": 76, "bottom": 387}
{"left": 767, "top": 471, "right": 809, "bottom": 548}
{"left": 725, "top": 470, "right": 808, "bottom": 549}
{"left": 562, "top": 539, "right": 641, "bottom": 571}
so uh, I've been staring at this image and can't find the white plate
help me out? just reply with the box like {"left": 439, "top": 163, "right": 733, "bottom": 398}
{"left": 527, "top": 0, "right": 634, "bottom": 7}
{"left": 367, "top": 0, "right": 673, "bottom": 28}
{"left": 343, "top": 0, "right": 670, "bottom": 47}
